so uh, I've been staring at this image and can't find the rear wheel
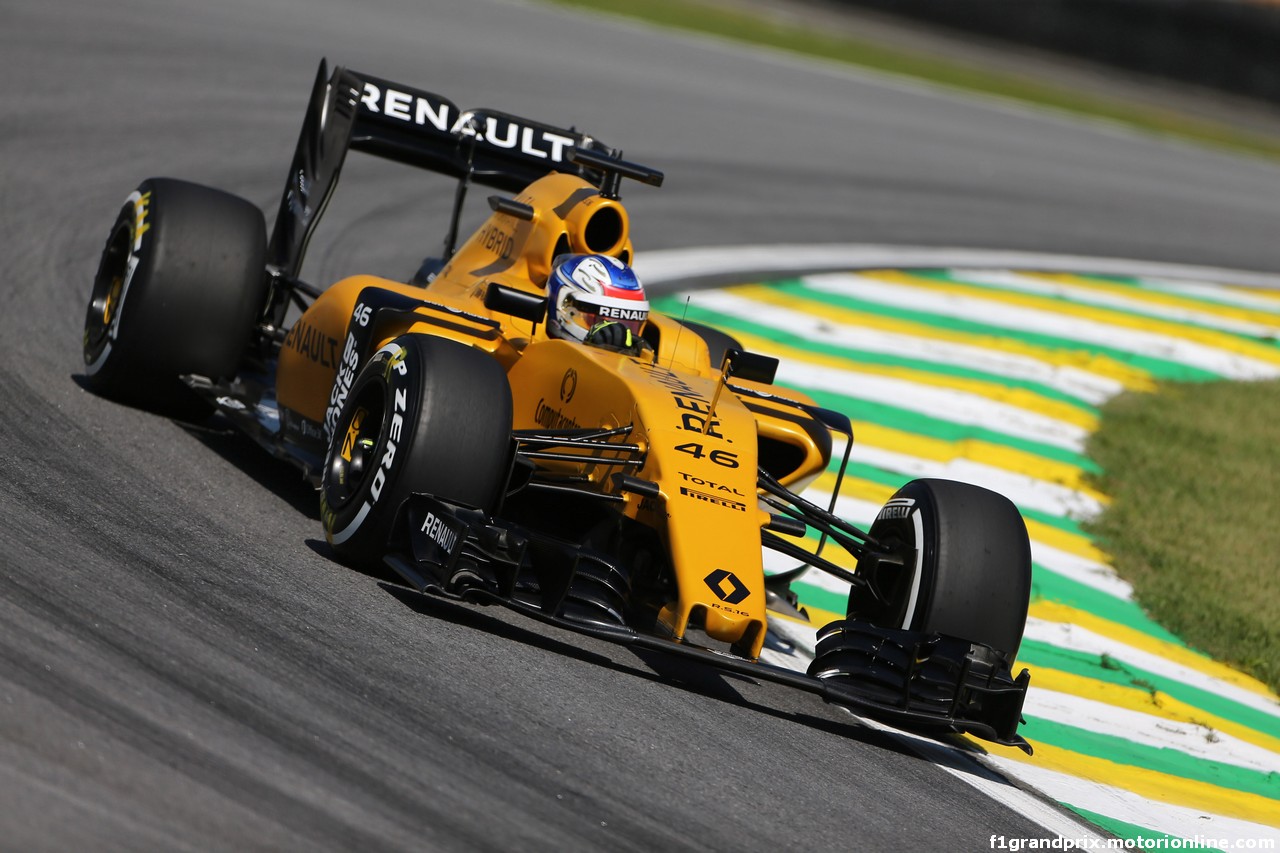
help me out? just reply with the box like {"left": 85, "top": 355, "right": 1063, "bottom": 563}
{"left": 321, "top": 335, "right": 513, "bottom": 567}
{"left": 850, "top": 478, "right": 1031, "bottom": 661}
{"left": 83, "top": 177, "right": 267, "bottom": 410}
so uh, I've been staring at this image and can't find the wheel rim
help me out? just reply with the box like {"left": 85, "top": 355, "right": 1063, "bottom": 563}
{"left": 324, "top": 383, "right": 387, "bottom": 512}
{"left": 84, "top": 223, "right": 131, "bottom": 360}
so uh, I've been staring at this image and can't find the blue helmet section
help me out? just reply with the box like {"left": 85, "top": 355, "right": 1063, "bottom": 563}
{"left": 547, "top": 254, "right": 649, "bottom": 342}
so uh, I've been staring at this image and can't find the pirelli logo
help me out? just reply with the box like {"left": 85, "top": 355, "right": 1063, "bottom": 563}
{"left": 680, "top": 486, "right": 746, "bottom": 512}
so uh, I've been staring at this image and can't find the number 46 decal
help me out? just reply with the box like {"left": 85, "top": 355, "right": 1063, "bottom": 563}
{"left": 353, "top": 302, "right": 372, "bottom": 327}
{"left": 675, "top": 443, "right": 739, "bottom": 468}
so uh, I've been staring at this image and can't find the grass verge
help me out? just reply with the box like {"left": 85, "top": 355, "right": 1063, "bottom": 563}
{"left": 542, "top": 0, "right": 1280, "bottom": 162}
{"left": 1085, "top": 379, "right": 1280, "bottom": 694}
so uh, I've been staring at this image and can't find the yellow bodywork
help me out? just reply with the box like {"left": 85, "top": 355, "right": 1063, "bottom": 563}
{"left": 276, "top": 171, "right": 831, "bottom": 659}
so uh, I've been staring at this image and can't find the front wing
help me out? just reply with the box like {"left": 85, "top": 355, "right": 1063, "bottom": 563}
{"left": 384, "top": 494, "right": 1032, "bottom": 753}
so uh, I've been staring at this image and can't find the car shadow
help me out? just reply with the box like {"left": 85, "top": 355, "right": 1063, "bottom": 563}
{"left": 373, "top": 578, "right": 917, "bottom": 756}
{"left": 182, "top": 418, "right": 321, "bottom": 520}
{"left": 71, "top": 372, "right": 321, "bottom": 520}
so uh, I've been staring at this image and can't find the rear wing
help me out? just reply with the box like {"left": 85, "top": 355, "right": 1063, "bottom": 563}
{"left": 266, "top": 60, "right": 614, "bottom": 283}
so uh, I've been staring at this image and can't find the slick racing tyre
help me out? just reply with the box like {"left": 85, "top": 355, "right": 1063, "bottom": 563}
{"left": 851, "top": 478, "right": 1032, "bottom": 662}
{"left": 83, "top": 177, "right": 268, "bottom": 410}
{"left": 321, "top": 335, "right": 513, "bottom": 567}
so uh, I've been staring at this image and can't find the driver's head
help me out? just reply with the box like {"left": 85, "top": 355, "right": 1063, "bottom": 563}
{"left": 546, "top": 254, "right": 648, "bottom": 343}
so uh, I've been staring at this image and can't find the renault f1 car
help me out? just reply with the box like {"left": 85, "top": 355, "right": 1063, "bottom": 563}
{"left": 83, "top": 61, "right": 1034, "bottom": 750}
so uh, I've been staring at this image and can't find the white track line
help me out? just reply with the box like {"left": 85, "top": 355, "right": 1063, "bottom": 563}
{"left": 685, "top": 289, "right": 1125, "bottom": 404}
{"left": 1023, "top": 619, "right": 1280, "bottom": 721}
{"left": 802, "top": 272, "right": 1280, "bottom": 380}
{"left": 948, "top": 269, "right": 1280, "bottom": 339}
{"left": 1024, "top": 688, "right": 1280, "bottom": 776}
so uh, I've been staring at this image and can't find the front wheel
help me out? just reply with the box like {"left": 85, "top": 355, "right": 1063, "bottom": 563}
{"left": 320, "top": 335, "right": 514, "bottom": 567}
{"left": 850, "top": 478, "right": 1032, "bottom": 662}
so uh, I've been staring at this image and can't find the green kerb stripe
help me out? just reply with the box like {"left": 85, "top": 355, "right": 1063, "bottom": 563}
{"left": 1020, "top": 506, "right": 1093, "bottom": 539}
{"left": 790, "top": 581, "right": 846, "bottom": 616}
{"left": 653, "top": 300, "right": 1102, "bottom": 413}
{"left": 762, "top": 279, "right": 1224, "bottom": 382}
{"left": 928, "top": 269, "right": 1280, "bottom": 349}
{"left": 1020, "top": 716, "right": 1280, "bottom": 801}
{"left": 1066, "top": 807, "right": 1219, "bottom": 848}
{"left": 1030, "top": 565, "right": 1184, "bottom": 646}
{"left": 799, "top": 387, "right": 1097, "bottom": 471}
{"left": 1019, "top": 640, "right": 1280, "bottom": 736}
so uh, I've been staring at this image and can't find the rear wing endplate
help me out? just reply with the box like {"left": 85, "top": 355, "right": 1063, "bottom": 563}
{"left": 267, "top": 59, "right": 612, "bottom": 282}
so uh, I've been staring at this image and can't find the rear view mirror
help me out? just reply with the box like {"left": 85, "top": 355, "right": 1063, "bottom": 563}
{"left": 485, "top": 283, "right": 546, "bottom": 323}
{"left": 720, "top": 348, "right": 778, "bottom": 385}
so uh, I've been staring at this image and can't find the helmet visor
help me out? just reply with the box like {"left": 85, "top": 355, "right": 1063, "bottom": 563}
{"left": 564, "top": 293, "right": 648, "bottom": 336}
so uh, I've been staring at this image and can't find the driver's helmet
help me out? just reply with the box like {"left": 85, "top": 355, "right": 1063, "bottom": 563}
{"left": 547, "top": 254, "right": 649, "bottom": 343}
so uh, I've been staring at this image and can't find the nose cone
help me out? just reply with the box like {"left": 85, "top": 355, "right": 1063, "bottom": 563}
{"left": 702, "top": 605, "right": 766, "bottom": 657}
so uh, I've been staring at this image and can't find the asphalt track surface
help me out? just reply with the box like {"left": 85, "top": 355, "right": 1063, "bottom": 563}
{"left": 4, "top": 0, "right": 1280, "bottom": 850}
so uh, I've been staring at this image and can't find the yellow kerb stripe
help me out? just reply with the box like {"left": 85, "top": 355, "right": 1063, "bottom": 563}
{"left": 1229, "top": 285, "right": 1280, "bottom": 304}
{"left": 1021, "top": 667, "right": 1280, "bottom": 757}
{"left": 726, "top": 284, "right": 1157, "bottom": 391}
{"left": 811, "top": 424, "right": 1107, "bottom": 502}
{"left": 996, "top": 736, "right": 1280, "bottom": 828}
{"left": 865, "top": 271, "right": 1280, "bottom": 367}
{"left": 1027, "top": 273, "right": 1280, "bottom": 328}
{"left": 727, "top": 327, "right": 1099, "bottom": 430}
{"left": 1030, "top": 601, "right": 1280, "bottom": 701}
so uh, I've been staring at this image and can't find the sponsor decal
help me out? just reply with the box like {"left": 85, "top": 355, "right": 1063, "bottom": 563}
{"left": 678, "top": 472, "right": 745, "bottom": 496}
{"left": 283, "top": 319, "right": 340, "bottom": 368}
{"left": 679, "top": 485, "right": 746, "bottom": 512}
{"left": 559, "top": 368, "right": 577, "bottom": 404}
{"left": 479, "top": 223, "right": 514, "bottom": 260}
{"left": 534, "top": 397, "right": 581, "bottom": 430}
{"left": 359, "top": 82, "right": 453, "bottom": 131}
{"left": 368, "top": 355, "right": 409, "bottom": 505}
{"left": 419, "top": 510, "right": 460, "bottom": 555}
{"left": 704, "top": 569, "right": 750, "bottom": 605}
{"left": 131, "top": 190, "right": 151, "bottom": 251}
{"left": 324, "top": 332, "right": 361, "bottom": 439}
{"left": 383, "top": 346, "right": 407, "bottom": 381}
{"left": 877, "top": 497, "right": 916, "bottom": 521}
{"left": 636, "top": 362, "right": 727, "bottom": 439}
{"left": 357, "top": 82, "right": 576, "bottom": 161}
{"left": 340, "top": 407, "right": 366, "bottom": 462}
{"left": 596, "top": 305, "right": 646, "bottom": 322}
{"left": 282, "top": 409, "right": 326, "bottom": 444}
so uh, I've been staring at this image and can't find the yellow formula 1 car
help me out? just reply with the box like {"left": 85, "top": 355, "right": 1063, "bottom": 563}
{"left": 83, "top": 62, "right": 1033, "bottom": 750}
